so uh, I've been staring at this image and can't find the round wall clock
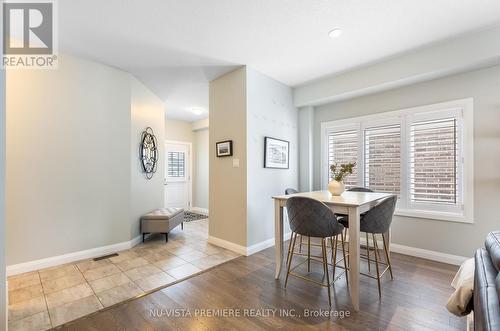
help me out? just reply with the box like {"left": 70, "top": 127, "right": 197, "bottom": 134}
{"left": 140, "top": 127, "right": 158, "bottom": 179}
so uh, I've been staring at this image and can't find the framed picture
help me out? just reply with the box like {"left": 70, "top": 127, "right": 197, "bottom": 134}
{"left": 216, "top": 140, "right": 233, "bottom": 157}
{"left": 264, "top": 137, "right": 289, "bottom": 169}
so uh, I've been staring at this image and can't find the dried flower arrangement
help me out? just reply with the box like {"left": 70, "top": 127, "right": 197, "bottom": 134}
{"left": 329, "top": 162, "right": 356, "bottom": 182}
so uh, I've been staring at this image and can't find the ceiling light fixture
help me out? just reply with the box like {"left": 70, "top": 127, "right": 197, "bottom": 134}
{"left": 188, "top": 107, "right": 205, "bottom": 115}
{"left": 328, "top": 28, "right": 343, "bottom": 39}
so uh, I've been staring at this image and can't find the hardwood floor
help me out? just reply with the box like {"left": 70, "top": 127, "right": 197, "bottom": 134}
{"left": 55, "top": 245, "right": 466, "bottom": 330}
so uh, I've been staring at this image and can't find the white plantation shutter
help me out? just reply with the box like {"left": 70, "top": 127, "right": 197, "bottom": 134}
{"left": 409, "top": 117, "right": 459, "bottom": 206}
{"left": 321, "top": 99, "right": 474, "bottom": 223}
{"left": 322, "top": 99, "right": 472, "bottom": 222}
{"left": 364, "top": 124, "right": 401, "bottom": 195}
{"left": 327, "top": 129, "right": 358, "bottom": 188}
{"left": 167, "top": 151, "right": 185, "bottom": 178}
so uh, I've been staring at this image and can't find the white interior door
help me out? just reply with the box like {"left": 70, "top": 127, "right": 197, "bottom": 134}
{"left": 164, "top": 142, "right": 191, "bottom": 209}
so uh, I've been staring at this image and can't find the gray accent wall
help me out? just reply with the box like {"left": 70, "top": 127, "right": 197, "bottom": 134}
{"left": 313, "top": 64, "right": 500, "bottom": 257}
{"left": 298, "top": 106, "right": 314, "bottom": 192}
{"left": 6, "top": 54, "right": 165, "bottom": 265}
{"left": 246, "top": 68, "right": 297, "bottom": 246}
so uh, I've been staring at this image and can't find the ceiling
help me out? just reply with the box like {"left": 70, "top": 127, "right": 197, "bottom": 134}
{"left": 59, "top": 0, "right": 500, "bottom": 122}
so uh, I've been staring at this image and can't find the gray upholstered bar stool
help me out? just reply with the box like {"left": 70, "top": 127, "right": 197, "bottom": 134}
{"left": 284, "top": 188, "right": 306, "bottom": 257}
{"left": 284, "top": 188, "right": 330, "bottom": 270}
{"left": 335, "top": 187, "right": 373, "bottom": 272}
{"left": 359, "top": 195, "right": 397, "bottom": 298}
{"left": 337, "top": 187, "right": 374, "bottom": 228}
{"left": 285, "top": 196, "right": 347, "bottom": 306}
{"left": 348, "top": 187, "right": 374, "bottom": 193}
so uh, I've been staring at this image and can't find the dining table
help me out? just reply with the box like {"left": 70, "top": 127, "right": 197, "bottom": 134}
{"left": 272, "top": 190, "right": 395, "bottom": 311}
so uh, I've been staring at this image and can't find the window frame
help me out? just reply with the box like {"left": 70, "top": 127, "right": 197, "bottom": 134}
{"left": 320, "top": 98, "right": 474, "bottom": 223}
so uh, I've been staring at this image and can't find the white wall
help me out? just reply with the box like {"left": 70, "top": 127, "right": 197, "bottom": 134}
{"left": 0, "top": 3, "right": 6, "bottom": 324}
{"left": 165, "top": 118, "right": 194, "bottom": 142}
{"left": 0, "top": 67, "right": 6, "bottom": 330}
{"left": 192, "top": 118, "right": 209, "bottom": 131}
{"left": 246, "top": 68, "right": 297, "bottom": 246}
{"left": 6, "top": 55, "right": 131, "bottom": 265}
{"left": 193, "top": 128, "right": 209, "bottom": 209}
{"left": 294, "top": 24, "right": 500, "bottom": 107}
{"left": 130, "top": 79, "right": 165, "bottom": 238}
{"left": 312, "top": 64, "right": 500, "bottom": 257}
{"left": 164, "top": 118, "right": 209, "bottom": 211}
{"left": 6, "top": 54, "right": 165, "bottom": 267}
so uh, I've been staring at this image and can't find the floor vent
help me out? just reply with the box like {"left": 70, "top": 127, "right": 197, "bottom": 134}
{"left": 93, "top": 253, "right": 119, "bottom": 261}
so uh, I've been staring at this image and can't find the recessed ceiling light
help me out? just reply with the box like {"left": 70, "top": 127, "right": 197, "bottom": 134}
{"left": 328, "top": 28, "right": 343, "bottom": 39}
{"left": 188, "top": 107, "right": 205, "bottom": 115}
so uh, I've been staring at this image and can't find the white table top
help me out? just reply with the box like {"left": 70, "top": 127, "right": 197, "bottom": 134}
{"left": 272, "top": 190, "right": 395, "bottom": 207}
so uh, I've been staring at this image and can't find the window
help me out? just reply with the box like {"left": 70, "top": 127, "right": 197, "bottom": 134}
{"left": 364, "top": 124, "right": 401, "bottom": 196}
{"left": 321, "top": 98, "right": 473, "bottom": 223}
{"left": 328, "top": 129, "right": 358, "bottom": 188}
{"left": 409, "top": 118, "right": 457, "bottom": 205}
{"left": 167, "top": 151, "right": 185, "bottom": 178}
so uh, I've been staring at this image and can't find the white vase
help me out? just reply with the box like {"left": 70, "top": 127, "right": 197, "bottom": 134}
{"left": 328, "top": 180, "right": 345, "bottom": 196}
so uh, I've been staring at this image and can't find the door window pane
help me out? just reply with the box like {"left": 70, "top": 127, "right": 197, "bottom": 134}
{"left": 167, "top": 151, "right": 185, "bottom": 178}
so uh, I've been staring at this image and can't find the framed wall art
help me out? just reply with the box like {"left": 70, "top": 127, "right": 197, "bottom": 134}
{"left": 216, "top": 140, "right": 233, "bottom": 157}
{"left": 264, "top": 137, "right": 289, "bottom": 169}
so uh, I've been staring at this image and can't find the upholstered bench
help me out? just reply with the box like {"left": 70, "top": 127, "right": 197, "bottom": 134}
{"left": 140, "top": 208, "right": 184, "bottom": 243}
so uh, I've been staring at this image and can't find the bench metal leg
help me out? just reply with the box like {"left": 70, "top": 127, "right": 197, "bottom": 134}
{"left": 181, "top": 222, "right": 184, "bottom": 230}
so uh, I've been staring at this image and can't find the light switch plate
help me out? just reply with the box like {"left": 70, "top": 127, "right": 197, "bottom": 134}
{"left": 232, "top": 158, "right": 240, "bottom": 167}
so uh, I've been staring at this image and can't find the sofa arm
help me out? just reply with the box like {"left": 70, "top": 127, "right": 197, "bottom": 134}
{"left": 474, "top": 248, "right": 500, "bottom": 331}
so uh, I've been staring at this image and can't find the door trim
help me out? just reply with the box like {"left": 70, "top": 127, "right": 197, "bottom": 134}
{"left": 165, "top": 140, "right": 193, "bottom": 209}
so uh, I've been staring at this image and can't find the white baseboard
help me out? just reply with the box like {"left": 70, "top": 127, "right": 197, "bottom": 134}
{"left": 208, "top": 236, "right": 247, "bottom": 255}
{"left": 208, "top": 232, "right": 292, "bottom": 256}
{"left": 351, "top": 236, "right": 467, "bottom": 266}
{"left": 389, "top": 243, "right": 468, "bottom": 266}
{"left": 246, "top": 237, "right": 275, "bottom": 256}
{"left": 246, "top": 232, "right": 293, "bottom": 255}
{"left": 210, "top": 234, "right": 467, "bottom": 265}
{"left": 7, "top": 235, "right": 142, "bottom": 276}
{"left": 190, "top": 207, "right": 209, "bottom": 215}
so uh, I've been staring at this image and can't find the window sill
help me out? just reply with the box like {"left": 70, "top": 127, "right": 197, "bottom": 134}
{"left": 395, "top": 208, "right": 473, "bottom": 224}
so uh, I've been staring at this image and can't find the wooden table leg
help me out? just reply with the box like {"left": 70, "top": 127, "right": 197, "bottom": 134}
{"left": 274, "top": 200, "right": 284, "bottom": 279}
{"left": 348, "top": 206, "right": 360, "bottom": 311}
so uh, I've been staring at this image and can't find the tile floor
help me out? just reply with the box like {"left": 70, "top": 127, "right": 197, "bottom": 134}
{"left": 7, "top": 219, "right": 240, "bottom": 330}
